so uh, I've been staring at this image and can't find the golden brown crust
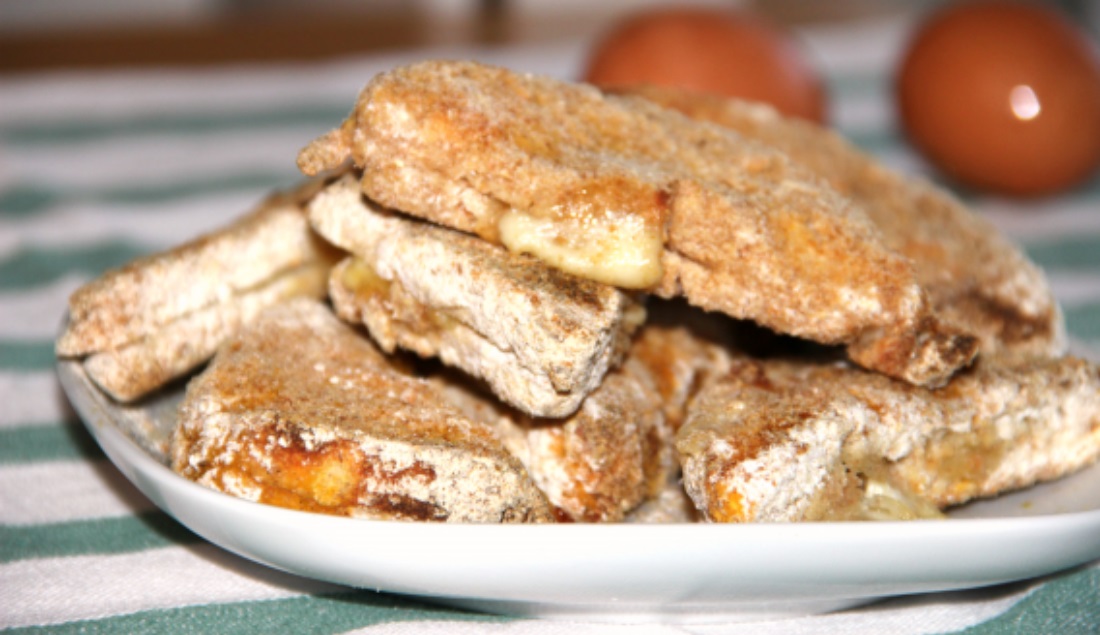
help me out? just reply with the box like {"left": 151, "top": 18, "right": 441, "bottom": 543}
{"left": 622, "top": 85, "right": 1064, "bottom": 363}
{"left": 298, "top": 60, "right": 977, "bottom": 387}
{"left": 171, "top": 299, "right": 554, "bottom": 523}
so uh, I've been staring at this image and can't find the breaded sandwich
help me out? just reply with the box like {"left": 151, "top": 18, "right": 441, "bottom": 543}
{"left": 311, "top": 174, "right": 644, "bottom": 418}
{"left": 297, "top": 60, "right": 978, "bottom": 388}
{"left": 172, "top": 298, "right": 554, "bottom": 523}
{"left": 677, "top": 354, "right": 1100, "bottom": 522}
{"left": 56, "top": 179, "right": 338, "bottom": 401}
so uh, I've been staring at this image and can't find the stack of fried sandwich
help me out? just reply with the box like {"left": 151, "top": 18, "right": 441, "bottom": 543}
{"left": 57, "top": 61, "right": 1100, "bottom": 524}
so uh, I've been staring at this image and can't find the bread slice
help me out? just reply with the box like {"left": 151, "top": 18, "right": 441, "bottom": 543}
{"left": 312, "top": 174, "right": 644, "bottom": 418}
{"left": 433, "top": 354, "right": 667, "bottom": 523}
{"left": 677, "top": 355, "right": 1100, "bottom": 522}
{"left": 627, "top": 307, "right": 735, "bottom": 433}
{"left": 621, "top": 86, "right": 1064, "bottom": 363}
{"left": 171, "top": 298, "right": 554, "bottom": 523}
{"left": 298, "top": 60, "right": 976, "bottom": 388}
{"left": 57, "top": 178, "right": 339, "bottom": 401}
{"left": 82, "top": 263, "right": 329, "bottom": 401}
{"left": 434, "top": 318, "right": 729, "bottom": 523}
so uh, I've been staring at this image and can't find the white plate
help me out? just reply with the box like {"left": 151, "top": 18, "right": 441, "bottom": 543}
{"left": 57, "top": 359, "right": 1100, "bottom": 624}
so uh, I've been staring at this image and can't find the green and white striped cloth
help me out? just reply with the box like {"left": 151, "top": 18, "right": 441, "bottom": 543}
{"left": 2, "top": 13, "right": 1098, "bottom": 634}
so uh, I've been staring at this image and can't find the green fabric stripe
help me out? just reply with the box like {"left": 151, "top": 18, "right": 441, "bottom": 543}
{"left": 0, "top": 240, "right": 148, "bottom": 290}
{"left": 0, "top": 423, "right": 104, "bottom": 464}
{"left": 825, "top": 70, "right": 882, "bottom": 96}
{"left": 951, "top": 566, "right": 1100, "bottom": 635}
{"left": 0, "top": 340, "right": 55, "bottom": 371}
{"left": 0, "top": 186, "right": 54, "bottom": 217}
{"left": 1065, "top": 302, "right": 1100, "bottom": 342}
{"left": 0, "top": 512, "right": 199, "bottom": 563}
{"left": 1025, "top": 237, "right": 1100, "bottom": 270}
{"left": 0, "top": 590, "right": 510, "bottom": 634}
{"left": 840, "top": 128, "right": 904, "bottom": 155}
{"left": 0, "top": 170, "right": 291, "bottom": 217}
{"left": 0, "top": 104, "right": 347, "bottom": 146}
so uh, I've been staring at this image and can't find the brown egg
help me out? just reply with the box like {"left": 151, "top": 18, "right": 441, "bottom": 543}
{"left": 583, "top": 7, "right": 827, "bottom": 123}
{"left": 897, "top": 1, "right": 1100, "bottom": 197}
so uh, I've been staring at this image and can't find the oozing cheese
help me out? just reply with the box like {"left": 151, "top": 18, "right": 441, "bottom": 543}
{"left": 498, "top": 209, "right": 663, "bottom": 289}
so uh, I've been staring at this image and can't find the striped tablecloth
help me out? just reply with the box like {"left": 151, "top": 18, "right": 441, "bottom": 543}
{"left": 2, "top": 12, "right": 1099, "bottom": 634}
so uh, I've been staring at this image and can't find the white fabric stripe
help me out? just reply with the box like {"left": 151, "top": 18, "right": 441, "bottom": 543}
{"left": 1, "top": 127, "right": 313, "bottom": 191}
{"left": 1049, "top": 273, "right": 1100, "bottom": 308}
{"left": 0, "top": 544, "right": 342, "bottom": 629}
{"left": 977, "top": 199, "right": 1100, "bottom": 242}
{"left": 832, "top": 90, "right": 894, "bottom": 141}
{"left": 0, "top": 42, "right": 581, "bottom": 127}
{"left": 0, "top": 372, "right": 70, "bottom": 428}
{"left": 799, "top": 12, "right": 917, "bottom": 80}
{"left": 0, "top": 190, "right": 264, "bottom": 259}
{"left": 800, "top": 15, "right": 910, "bottom": 138}
{"left": 0, "top": 274, "right": 84, "bottom": 340}
{"left": 0, "top": 459, "right": 153, "bottom": 524}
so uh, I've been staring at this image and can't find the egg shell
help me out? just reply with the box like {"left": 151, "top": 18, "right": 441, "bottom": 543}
{"left": 897, "top": 0, "right": 1100, "bottom": 197}
{"left": 583, "top": 7, "right": 826, "bottom": 123}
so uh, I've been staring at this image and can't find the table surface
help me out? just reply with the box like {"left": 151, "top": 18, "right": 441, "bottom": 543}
{"left": 2, "top": 9, "right": 1099, "bottom": 634}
